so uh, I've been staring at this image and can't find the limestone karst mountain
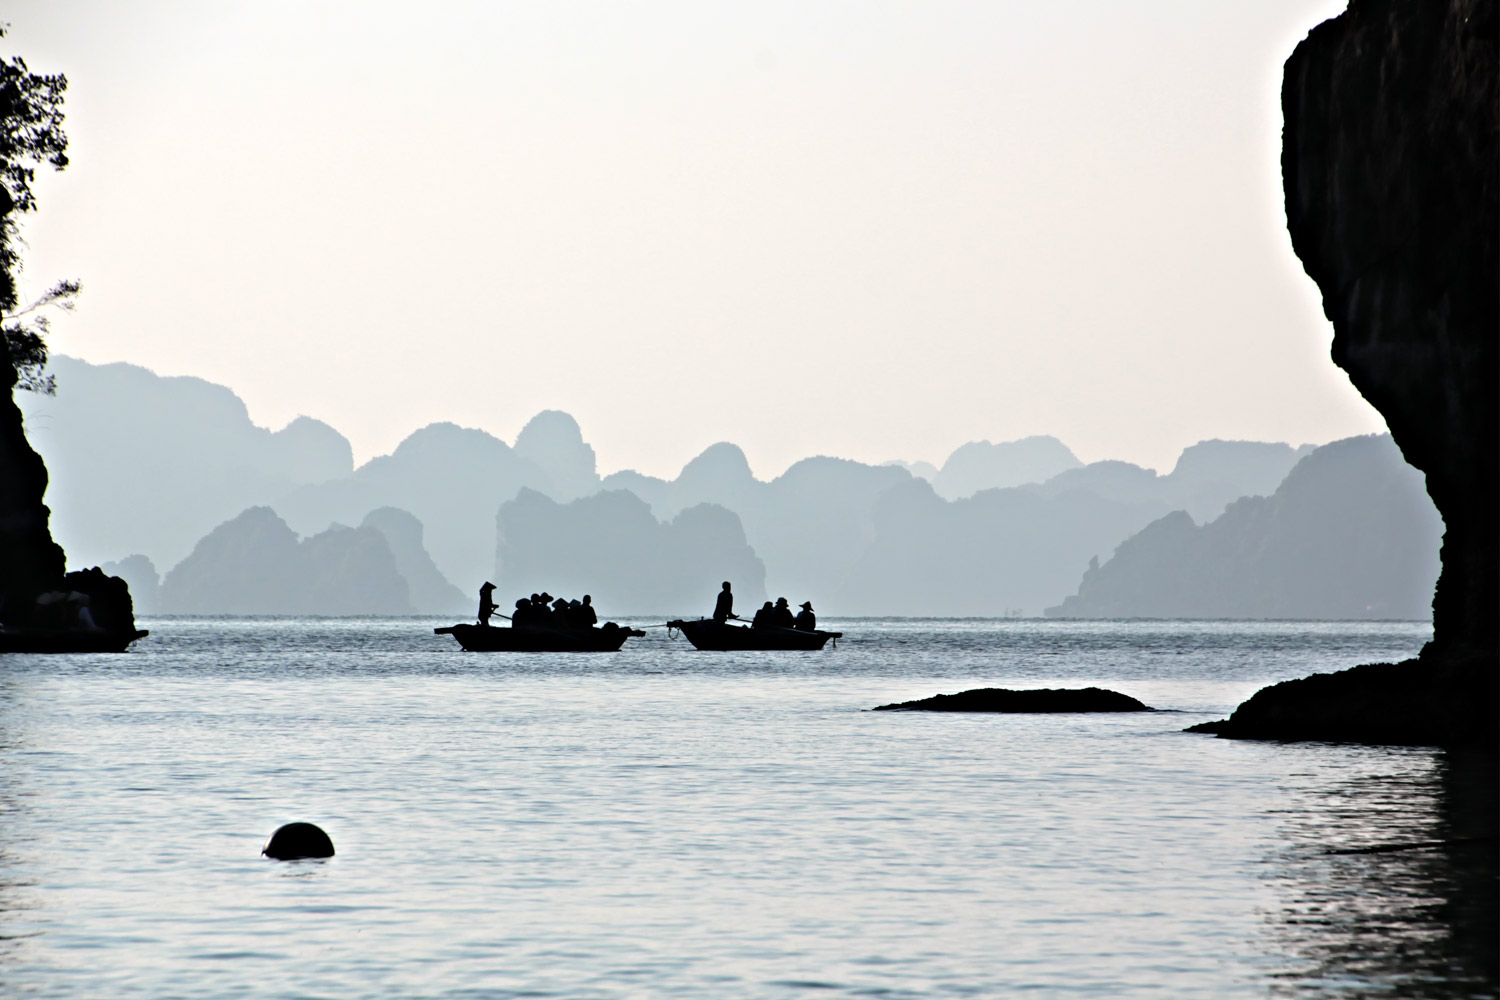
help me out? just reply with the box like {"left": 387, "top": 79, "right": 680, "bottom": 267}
{"left": 494, "top": 488, "right": 766, "bottom": 616}
{"left": 931, "top": 436, "right": 1082, "bottom": 500}
{"left": 19, "top": 357, "right": 1440, "bottom": 621}
{"left": 830, "top": 476, "right": 1171, "bottom": 616}
{"left": 99, "top": 554, "right": 160, "bottom": 616}
{"left": 512, "top": 410, "right": 601, "bottom": 501}
{"left": 158, "top": 506, "right": 412, "bottom": 615}
{"left": 17, "top": 356, "right": 352, "bottom": 571}
{"left": 1046, "top": 435, "right": 1442, "bottom": 619}
{"left": 605, "top": 444, "right": 910, "bottom": 600}
{"left": 360, "top": 507, "right": 470, "bottom": 615}
{"left": 275, "top": 422, "right": 552, "bottom": 591}
{"left": 1022, "top": 440, "right": 1315, "bottom": 523}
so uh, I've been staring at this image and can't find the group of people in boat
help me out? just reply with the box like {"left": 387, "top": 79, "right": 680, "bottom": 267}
{"left": 479, "top": 582, "right": 599, "bottom": 630}
{"left": 477, "top": 579, "right": 820, "bottom": 633}
{"left": 712, "top": 581, "right": 818, "bottom": 632}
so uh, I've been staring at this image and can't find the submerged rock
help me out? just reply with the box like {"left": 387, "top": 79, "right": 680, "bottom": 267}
{"left": 873, "top": 687, "right": 1152, "bottom": 713}
{"left": 262, "top": 822, "right": 335, "bottom": 860}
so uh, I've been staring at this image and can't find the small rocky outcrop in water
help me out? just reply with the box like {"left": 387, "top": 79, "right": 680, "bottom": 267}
{"left": 1199, "top": 0, "right": 1497, "bottom": 746}
{"left": 873, "top": 687, "right": 1152, "bottom": 713}
{"left": 262, "top": 822, "right": 335, "bottom": 860}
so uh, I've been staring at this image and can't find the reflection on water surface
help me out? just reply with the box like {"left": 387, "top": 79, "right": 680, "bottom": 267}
{"left": 1264, "top": 749, "right": 1497, "bottom": 999}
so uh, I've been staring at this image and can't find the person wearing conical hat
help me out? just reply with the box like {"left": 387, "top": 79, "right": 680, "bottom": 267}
{"left": 478, "top": 582, "right": 499, "bottom": 626}
{"left": 794, "top": 601, "right": 816, "bottom": 632}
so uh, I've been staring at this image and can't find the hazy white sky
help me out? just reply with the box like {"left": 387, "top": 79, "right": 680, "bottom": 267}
{"left": 7, "top": 0, "right": 1380, "bottom": 479}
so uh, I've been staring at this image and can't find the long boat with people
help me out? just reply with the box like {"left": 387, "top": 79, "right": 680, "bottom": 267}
{"left": 666, "top": 617, "right": 840, "bottom": 651}
{"left": 435, "top": 585, "right": 645, "bottom": 652}
{"left": 435, "top": 621, "right": 644, "bottom": 652}
{"left": 667, "top": 582, "right": 842, "bottom": 651}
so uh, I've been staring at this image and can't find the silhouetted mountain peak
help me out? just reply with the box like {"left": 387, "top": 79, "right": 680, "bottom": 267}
{"left": 374, "top": 422, "right": 513, "bottom": 469}
{"left": 1046, "top": 434, "right": 1439, "bottom": 619}
{"left": 271, "top": 416, "right": 354, "bottom": 483}
{"left": 515, "top": 409, "right": 586, "bottom": 453}
{"left": 678, "top": 442, "right": 756, "bottom": 487}
{"left": 360, "top": 506, "right": 468, "bottom": 614}
{"left": 513, "top": 410, "right": 599, "bottom": 500}
{"left": 1038, "top": 460, "right": 1160, "bottom": 494}
{"left": 934, "top": 435, "right": 1082, "bottom": 499}
{"left": 1168, "top": 439, "right": 1312, "bottom": 488}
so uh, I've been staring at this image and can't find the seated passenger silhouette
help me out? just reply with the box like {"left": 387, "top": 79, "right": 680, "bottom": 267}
{"left": 512, "top": 597, "right": 532, "bottom": 628}
{"left": 478, "top": 582, "right": 499, "bottom": 626}
{"left": 751, "top": 601, "right": 774, "bottom": 629}
{"left": 578, "top": 595, "right": 598, "bottom": 628}
{"left": 535, "top": 593, "right": 556, "bottom": 626}
{"left": 771, "top": 597, "right": 795, "bottom": 629}
{"left": 795, "top": 601, "right": 817, "bottom": 631}
{"left": 713, "top": 581, "right": 734, "bottom": 623}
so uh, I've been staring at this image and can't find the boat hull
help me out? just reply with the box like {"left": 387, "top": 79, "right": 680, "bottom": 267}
{"left": 0, "top": 629, "right": 149, "bottom": 654}
{"left": 435, "top": 623, "right": 644, "bottom": 652}
{"left": 667, "top": 619, "right": 841, "bottom": 651}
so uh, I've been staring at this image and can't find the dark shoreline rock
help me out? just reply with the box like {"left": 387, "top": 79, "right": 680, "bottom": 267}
{"left": 874, "top": 687, "right": 1152, "bottom": 713}
{"left": 1203, "top": 0, "right": 1497, "bottom": 746}
{"left": 1282, "top": 0, "right": 1496, "bottom": 664}
{"left": 1186, "top": 657, "right": 1498, "bottom": 748}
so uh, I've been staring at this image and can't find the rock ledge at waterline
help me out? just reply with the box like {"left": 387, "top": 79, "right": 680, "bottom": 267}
{"left": 873, "top": 687, "right": 1152, "bottom": 713}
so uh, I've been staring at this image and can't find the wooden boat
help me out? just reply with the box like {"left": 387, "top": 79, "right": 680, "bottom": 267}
{"left": 0, "top": 628, "right": 149, "bottom": 654}
{"left": 666, "top": 618, "right": 841, "bottom": 651}
{"left": 435, "top": 622, "right": 645, "bottom": 652}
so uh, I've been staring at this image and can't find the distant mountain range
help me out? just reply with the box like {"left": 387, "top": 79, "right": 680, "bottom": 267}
{"left": 19, "top": 356, "right": 1437, "bottom": 619}
{"left": 1046, "top": 435, "right": 1441, "bottom": 619}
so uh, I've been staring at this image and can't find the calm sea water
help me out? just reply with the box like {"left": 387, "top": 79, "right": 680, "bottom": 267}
{"left": 1, "top": 617, "right": 1494, "bottom": 999}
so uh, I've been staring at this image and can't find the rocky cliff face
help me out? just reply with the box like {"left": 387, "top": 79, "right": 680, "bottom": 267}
{"left": 0, "top": 357, "right": 66, "bottom": 622}
{"left": 1282, "top": 0, "right": 1497, "bottom": 660}
{"left": 1197, "top": 0, "right": 1497, "bottom": 746}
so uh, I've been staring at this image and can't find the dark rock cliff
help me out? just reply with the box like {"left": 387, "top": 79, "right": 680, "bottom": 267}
{"left": 1201, "top": 0, "right": 1496, "bottom": 745}
{"left": 1283, "top": 0, "right": 1497, "bottom": 659}
{"left": 0, "top": 356, "right": 66, "bottom": 622}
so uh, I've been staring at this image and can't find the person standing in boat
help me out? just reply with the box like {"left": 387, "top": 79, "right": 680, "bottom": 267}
{"left": 713, "top": 581, "right": 735, "bottom": 623}
{"left": 771, "top": 597, "right": 795, "bottom": 628}
{"left": 478, "top": 582, "right": 499, "bottom": 626}
{"left": 795, "top": 601, "right": 817, "bottom": 631}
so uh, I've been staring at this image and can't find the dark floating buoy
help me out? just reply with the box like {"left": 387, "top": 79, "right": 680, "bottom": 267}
{"left": 262, "top": 822, "right": 335, "bottom": 860}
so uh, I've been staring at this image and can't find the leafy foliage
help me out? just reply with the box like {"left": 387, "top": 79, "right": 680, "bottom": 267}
{"left": 5, "top": 278, "right": 80, "bottom": 394}
{"left": 0, "top": 23, "right": 71, "bottom": 392}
